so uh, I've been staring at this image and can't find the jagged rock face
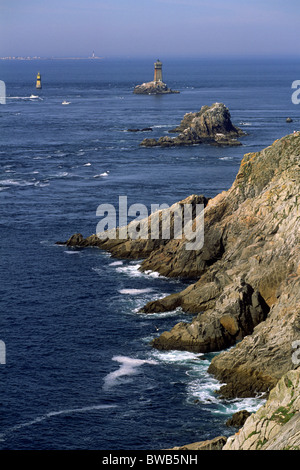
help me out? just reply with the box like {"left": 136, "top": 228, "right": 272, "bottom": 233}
{"left": 133, "top": 81, "right": 179, "bottom": 95}
{"left": 140, "top": 103, "right": 245, "bottom": 147}
{"left": 150, "top": 280, "right": 270, "bottom": 353}
{"left": 60, "top": 132, "right": 300, "bottom": 398}
{"left": 143, "top": 133, "right": 300, "bottom": 397}
{"left": 63, "top": 194, "right": 209, "bottom": 259}
{"left": 223, "top": 369, "right": 300, "bottom": 450}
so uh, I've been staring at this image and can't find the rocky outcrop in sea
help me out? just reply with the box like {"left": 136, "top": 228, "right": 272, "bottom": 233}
{"left": 133, "top": 80, "right": 179, "bottom": 95}
{"left": 140, "top": 102, "right": 245, "bottom": 147}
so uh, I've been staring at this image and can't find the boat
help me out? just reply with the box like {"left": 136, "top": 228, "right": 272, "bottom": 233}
{"left": 62, "top": 100, "right": 71, "bottom": 105}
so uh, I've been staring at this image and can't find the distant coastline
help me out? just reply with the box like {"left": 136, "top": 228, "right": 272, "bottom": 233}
{"left": 0, "top": 56, "right": 104, "bottom": 61}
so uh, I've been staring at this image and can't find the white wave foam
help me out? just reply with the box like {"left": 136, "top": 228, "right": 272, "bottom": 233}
{"left": 109, "top": 261, "right": 123, "bottom": 267}
{"left": 83, "top": 162, "right": 91, "bottom": 166}
{"left": 103, "top": 355, "right": 157, "bottom": 390}
{"left": 119, "top": 288, "right": 153, "bottom": 295}
{"left": 55, "top": 171, "right": 69, "bottom": 178}
{"left": 213, "top": 396, "right": 265, "bottom": 416}
{"left": 116, "top": 263, "right": 163, "bottom": 279}
{"left": 152, "top": 349, "right": 204, "bottom": 364}
{"left": 187, "top": 376, "right": 222, "bottom": 405}
{"left": 0, "top": 179, "right": 35, "bottom": 187}
{"left": 219, "top": 156, "right": 234, "bottom": 161}
{"left": 64, "top": 250, "right": 80, "bottom": 255}
{"left": 94, "top": 171, "right": 109, "bottom": 177}
{"left": 152, "top": 124, "right": 174, "bottom": 128}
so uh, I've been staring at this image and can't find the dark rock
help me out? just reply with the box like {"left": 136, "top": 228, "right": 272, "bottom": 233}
{"left": 127, "top": 128, "right": 153, "bottom": 132}
{"left": 226, "top": 410, "right": 251, "bottom": 428}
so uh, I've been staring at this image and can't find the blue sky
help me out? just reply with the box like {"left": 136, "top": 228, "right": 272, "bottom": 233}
{"left": 1, "top": 0, "right": 300, "bottom": 58}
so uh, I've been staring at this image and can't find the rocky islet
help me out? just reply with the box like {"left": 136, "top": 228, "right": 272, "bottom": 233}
{"left": 140, "top": 102, "right": 246, "bottom": 147}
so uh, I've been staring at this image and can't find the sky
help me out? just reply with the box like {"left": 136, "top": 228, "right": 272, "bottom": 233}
{"left": 0, "top": 0, "right": 300, "bottom": 58}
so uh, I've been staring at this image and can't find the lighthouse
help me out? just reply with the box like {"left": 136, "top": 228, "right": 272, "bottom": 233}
{"left": 154, "top": 59, "right": 163, "bottom": 83}
{"left": 36, "top": 72, "right": 42, "bottom": 89}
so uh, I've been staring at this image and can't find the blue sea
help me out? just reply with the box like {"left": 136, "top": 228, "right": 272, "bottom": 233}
{"left": 0, "top": 58, "right": 299, "bottom": 450}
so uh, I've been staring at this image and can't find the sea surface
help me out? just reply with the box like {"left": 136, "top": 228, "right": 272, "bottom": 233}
{"left": 0, "top": 58, "right": 299, "bottom": 450}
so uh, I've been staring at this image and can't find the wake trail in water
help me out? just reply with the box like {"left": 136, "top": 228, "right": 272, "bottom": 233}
{"left": 0, "top": 404, "right": 117, "bottom": 441}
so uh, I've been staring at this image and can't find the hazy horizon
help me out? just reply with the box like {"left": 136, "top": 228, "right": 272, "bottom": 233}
{"left": 1, "top": 0, "right": 300, "bottom": 59}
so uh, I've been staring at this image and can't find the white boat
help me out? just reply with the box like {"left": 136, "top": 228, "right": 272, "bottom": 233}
{"left": 62, "top": 100, "right": 71, "bottom": 105}
{"left": 30, "top": 95, "right": 39, "bottom": 99}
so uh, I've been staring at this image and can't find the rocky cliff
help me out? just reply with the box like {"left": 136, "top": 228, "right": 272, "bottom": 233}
{"left": 170, "top": 368, "right": 300, "bottom": 451}
{"left": 223, "top": 368, "right": 300, "bottom": 450}
{"left": 60, "top": 132, "right": 300, "bottom": 402}
{"left": 144, "top": 132, "right": 300, "bottom": 399}
{"left": 140, "top": 102, "right": 245, "bottom": 147}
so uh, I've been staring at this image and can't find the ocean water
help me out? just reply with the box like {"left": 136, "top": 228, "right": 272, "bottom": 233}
{"left": 0, "top": 58, "right": 299, "bottom": 450}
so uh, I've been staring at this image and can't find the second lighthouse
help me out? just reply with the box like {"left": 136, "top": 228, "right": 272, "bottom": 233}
{"left": 36, "top": 72, "right": 42, "bottom": 89}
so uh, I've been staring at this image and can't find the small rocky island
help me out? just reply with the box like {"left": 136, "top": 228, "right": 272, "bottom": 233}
{"left": 133, "top": 59, "right": 179, "bottom": 95}
{"left": 141, "top": 102, "right": 245, "bottom": 147}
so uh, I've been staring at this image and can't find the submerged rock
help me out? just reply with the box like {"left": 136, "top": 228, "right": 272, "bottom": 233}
{"left": 140, "top": 102, "right": 245, "bottom": 147}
